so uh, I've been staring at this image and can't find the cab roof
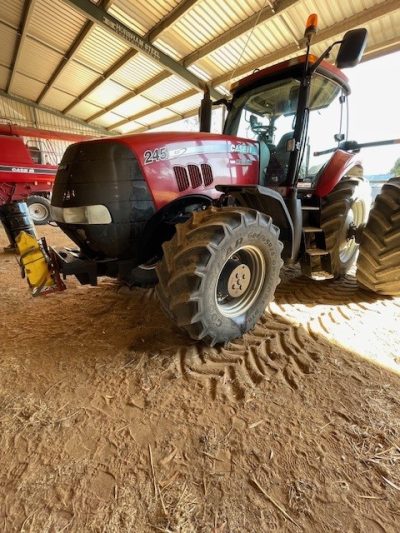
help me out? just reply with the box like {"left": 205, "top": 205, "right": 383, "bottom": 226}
{"left": 231, "top": 54, "right": 350, "bottom": 96}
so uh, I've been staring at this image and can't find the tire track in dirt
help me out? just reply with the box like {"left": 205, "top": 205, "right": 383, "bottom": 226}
{"left": 175, "top": 268, "right": 400, "bottom": 399}
{"left": 177, "top": 317, "right": 318, "bottom": 400}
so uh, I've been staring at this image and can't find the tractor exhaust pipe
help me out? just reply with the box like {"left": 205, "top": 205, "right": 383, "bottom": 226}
{"left": 199, "top": 85, "right": 212, "bottom": 132}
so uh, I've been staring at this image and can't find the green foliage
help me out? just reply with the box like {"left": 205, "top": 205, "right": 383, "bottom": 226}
{"left": 391, "top": 157, "right": 400, "bottom": 176}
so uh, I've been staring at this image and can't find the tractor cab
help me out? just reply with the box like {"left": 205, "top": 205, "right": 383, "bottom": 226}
{"left": 224, "top": 55, "right": 351, "bottom": 191}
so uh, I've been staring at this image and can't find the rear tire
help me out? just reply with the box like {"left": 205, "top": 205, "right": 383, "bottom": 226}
{"left": 26, "top": 195, "right": 51, "bottom": 225}
{"left": 156, "top": 206, "right": 283, "bottom": 345}
{"left": 321, "top": 178, "right": 371, "bottom": 277}
{"left": 357, "top": 177, "right": 400, "bottom": 295}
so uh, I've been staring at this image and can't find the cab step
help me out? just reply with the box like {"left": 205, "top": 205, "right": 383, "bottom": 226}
{"left": 303, "top": 226, "right": 323, "bottom": 233}
{"left": 309, "top": 270, "right": 335, "bottom": 281}
{"left": 306, "top": 248, "right": 329, "bottom": 256}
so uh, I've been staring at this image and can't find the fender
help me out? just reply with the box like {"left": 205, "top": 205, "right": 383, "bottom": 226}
{"left": 314, "top": 150, "right": 362, "bottom": 197}
{"left": 139, "top": 194, "right": 213, "bottom": 263}
{"left": 216, "top": 184, "right": 295, "bottom": 260}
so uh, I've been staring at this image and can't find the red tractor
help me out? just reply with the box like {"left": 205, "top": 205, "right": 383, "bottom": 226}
{"left": 16, "top": 17, "right": 400, "bottom": 345}
{"left": 0, "top": 124, "right": 94, "bottom": 224}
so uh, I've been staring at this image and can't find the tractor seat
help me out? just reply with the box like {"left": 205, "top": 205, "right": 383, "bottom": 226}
{"left": 259, "top": 140, "right": 271, "bottom": 185}
{"left": 274, "top": 132, "right": 294, "bottom": 172}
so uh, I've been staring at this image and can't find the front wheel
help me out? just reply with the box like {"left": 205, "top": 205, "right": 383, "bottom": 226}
{"left": 26, "top": 195, "right": 51, "bottom": 225}
{"left": 156, "top": 207, "right": 283, "bottom": 346}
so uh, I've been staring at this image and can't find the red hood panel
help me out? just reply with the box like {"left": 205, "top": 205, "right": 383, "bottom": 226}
{"left": 110, "top": 133, "right": 260, "bottom": 209}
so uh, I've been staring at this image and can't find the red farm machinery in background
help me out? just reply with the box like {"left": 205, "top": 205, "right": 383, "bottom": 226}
{"left": 0, "top": 124, "right": 94, "bottom": 224}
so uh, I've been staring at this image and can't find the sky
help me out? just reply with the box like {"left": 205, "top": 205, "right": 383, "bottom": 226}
{"left": 345, "top": 50, "right": 400, "bottom": 176}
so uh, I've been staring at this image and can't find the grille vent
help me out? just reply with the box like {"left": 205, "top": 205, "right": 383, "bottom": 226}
{"left": 188, "top": 164, "right": 202, "bottom": 188}
{"left": 201, "top": 164, "right": 213, "bottom": 186}
{"left": 173, "top": 164, "right": 214, "bottom": 191}
{"left": 173, "top": 166, "right": 190, "bottom": 191}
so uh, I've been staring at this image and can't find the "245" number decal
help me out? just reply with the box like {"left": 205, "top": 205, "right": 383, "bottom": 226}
{"left": 144, "top": 147, "right": 167, "bottom": 165}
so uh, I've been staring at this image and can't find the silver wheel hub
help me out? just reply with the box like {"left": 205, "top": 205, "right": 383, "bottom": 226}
{"left": 339, "top": 199, "right": 364, "bottom": 263}
{"left": 29, "top": 202, "right": 48, "bottom": 222}
{"left": 215, "top": 245, "right": 266, "bottom": 318}
{"left": 227, "top": 264, "right": 251, "bottom": 297}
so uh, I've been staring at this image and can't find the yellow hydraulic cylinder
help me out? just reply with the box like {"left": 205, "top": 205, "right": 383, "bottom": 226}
{"left": 15, "top": 231, "right": 56, "bottom": 294}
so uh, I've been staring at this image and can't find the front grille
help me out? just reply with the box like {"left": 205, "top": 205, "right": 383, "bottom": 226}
{"left": 173, "top": 166, "right": 190, "bottom": 191}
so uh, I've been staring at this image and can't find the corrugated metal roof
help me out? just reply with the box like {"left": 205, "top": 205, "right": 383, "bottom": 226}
{"left": 115, "top": 120, "right": 144, "bottom": 134}
{"left": 75, "top": 25, "right": 131, "bottom": 73}
{"left": 53, "top": 61, "right": 101, "bottom": 97}
{"left": 85, "top": 79, "right": 131, "bottom": 107}
{"left": 168, "top": 92, "right": 202, "bottom": 114}
{"left": 110, "top": 53, "right": 164, "bottom": 90}
{"left": 11, "top": 73, "right": 45, "bottom": 101}
{"left": 0, "top": 0, "right": 24, "bottom": 28}
{"left": 91, "top": 110, "right": 125, "bottom": 128}
{"left": 68, "top": 100, "right": 102, "bottom": 119}
{"left": 0, "top": 25, "right": 18, "bottom": 67}
{"left": 18, "top": 38, "right": 64, "bottom": 83}
{"left": 156, "top": 0, "right": 264, "bottom": 60}
{"left": 141, "top": 75, "right": 192, "bottom": 102}
{"left": 137, "top": 107, "right": 177, "bottom": 126}
{"left": 40, "top": 88, "right": 77, "bottom": 110}
{"left": 29, "top": 0, "right": 88, "bottom": 53}
{"left": 0, "top": 0, "right": 398, "bottom": 133}
{"left": 111, "top": 94, "right": 157, "bottom": 118}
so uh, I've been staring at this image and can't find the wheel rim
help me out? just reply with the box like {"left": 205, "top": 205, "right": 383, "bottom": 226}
{"left": 339, "top": 199, "right": 365, "bottom": 263}
{"left": 215, "top": 245, "right": 266, "bottom": 318}
{"left": 29, "top": 202, "right": 48, "bottom": 222}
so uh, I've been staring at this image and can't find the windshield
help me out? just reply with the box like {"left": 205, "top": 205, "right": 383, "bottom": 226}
{"left": 306, "top": 75, "right": 346, "bottom": 178}
{"left": 225, "top": 73, "right": 346, "bottom": 185}
{"left": 225, "top": 78, "right": 300, "bottom": 145}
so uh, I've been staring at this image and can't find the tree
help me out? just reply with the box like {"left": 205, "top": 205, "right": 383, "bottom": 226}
{"left": 391, "top": 157, "right": 400, "bottom": 176}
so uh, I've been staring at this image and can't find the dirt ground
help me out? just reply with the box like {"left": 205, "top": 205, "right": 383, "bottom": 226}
{"left": 1, "top": 225, "right": 400, "bottom": 533}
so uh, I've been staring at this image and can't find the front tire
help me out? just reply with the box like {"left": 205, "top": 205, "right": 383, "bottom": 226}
{"left": 357, "top": 177, "right": 400, "bottom": 295}
{"left": 156, "top": 207, "right": 283, "bottom": 346}
{"left": 321, "top": 178, "right": 371, "bottom": 277}
{"left": 26, "top": 195, "right": 51, "bottom": 225}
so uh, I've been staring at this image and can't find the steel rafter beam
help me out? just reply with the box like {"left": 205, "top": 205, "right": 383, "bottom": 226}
{"left": 182, "top": 0, "right": 301, "bottom": 67}
{"left": 61, "top": 0, "right": 223, "bottom": 104}
{"left": 7, "top": 0, "right": 37, "bottom": 93}
{"left": 116, "top": 0, "right": 399, "bottom": 135}
{"left": 37, "top": 0, "right": 115, "bottom": 104}
{"left": 0, "top": 89, "right": 112, "bottom": 136}
{"left": 362, "top": 36, "right": 400, "bottom": 62}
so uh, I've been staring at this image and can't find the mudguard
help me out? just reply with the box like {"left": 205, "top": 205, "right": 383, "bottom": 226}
{"left": 216, "top": 184, "right": 295, "bottom": 260}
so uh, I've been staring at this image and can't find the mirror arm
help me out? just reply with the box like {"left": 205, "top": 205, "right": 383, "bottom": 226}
{"left": 309, "top": 40, "right": 342, "bottom": 74}
{"left": 213, "top": 98, "right": 232, "bottom": 110}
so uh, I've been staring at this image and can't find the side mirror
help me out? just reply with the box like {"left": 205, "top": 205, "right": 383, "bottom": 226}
{"left": 336, "top": 28, "right": 367, "bottom": 69}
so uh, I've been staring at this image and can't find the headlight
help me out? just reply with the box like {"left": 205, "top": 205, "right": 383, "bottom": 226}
{"left": 50, "top": 205, "right": 112, "bottom": 224}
